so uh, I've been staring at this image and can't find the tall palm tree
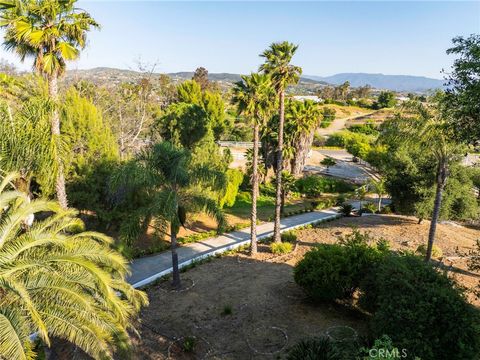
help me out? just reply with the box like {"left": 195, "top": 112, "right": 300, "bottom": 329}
{"left": 259, "top": 41, "right": 302, "bottom": 243}
{"left": 232, "top": 73, "right": 275, "bottom": 254}
{"left": 113, "top": 142, "right": 226, "bottom": 288}
{"left": 368, "top": 178, "right": 386, "bottom": 212}
{"left": 0, "top": 172, "right": 147, "bottom": 360}
{"left": 389, "top": 98, "right": 464, "bottom": 261}
{"left": 0, "top": 0, "right": 100, "bottom": 208}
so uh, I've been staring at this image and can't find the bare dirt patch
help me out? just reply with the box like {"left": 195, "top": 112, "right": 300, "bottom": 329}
{"left": 131, "top": 214, "right": 480, "bottom": 358}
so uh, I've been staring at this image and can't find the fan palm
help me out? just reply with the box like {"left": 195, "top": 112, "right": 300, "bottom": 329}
{"left": 0, "top": 0, "right": 100, "bottom": 208}
{"left": 259, "top": 41, "right": 302, "bottom": 243}
{"left": 285, "top": 99, "right": 322, "bottom": 175}
{"left": 0, "top": 172, "right": 147, "bottom": 360}
{"left": 391, "top": 99, "right": 465, "bottom": 261}
{"left": 113, "top": 142, "right": 226, "bottom": 288}
{"left": 232, "top": 73, "right": 275, "bottom": 254}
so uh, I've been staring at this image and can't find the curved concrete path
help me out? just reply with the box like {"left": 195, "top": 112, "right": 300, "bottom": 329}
{"left": 128, "top": 206, "right": 350, "bottom": 288}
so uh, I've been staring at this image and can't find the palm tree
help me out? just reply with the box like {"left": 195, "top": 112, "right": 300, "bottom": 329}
{"left": 368, "top": 178, "right": 386, "bottom": 212}
{"left": 260, "top": 41, "right": 302, "bottom": 243}
{"left": 393, "top": 99, "right": 464, "bottom": 261}
{"left": 0, "top": 0, "right": 100, "bottom": 208}
{"left": 286, "top": 99, "right": 322, "bottom": 175}
{"left": 113, "top": 142, "right": 226, "bottom": 288}
{"left": 0, "top": 172, "right": 147, "bottom": 360}
{"left": 355, "top": 185, "right": 368, "bottom": 214}
{"left": 232, "top": 73, "right": 275, "bottom": 254}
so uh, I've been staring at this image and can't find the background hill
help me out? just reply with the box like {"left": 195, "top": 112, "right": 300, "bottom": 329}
{"left": 304, "top": 73, "right": 444, "bottom": 92}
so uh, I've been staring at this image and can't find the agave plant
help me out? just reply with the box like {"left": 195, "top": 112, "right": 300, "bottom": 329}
{"left": 0, "top": 172, "right": 148, "bottom": 360}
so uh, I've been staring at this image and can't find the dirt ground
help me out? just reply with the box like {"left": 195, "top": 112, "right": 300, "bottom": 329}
{"left": 130, "top": 214, "right": 480, "bottom": 359}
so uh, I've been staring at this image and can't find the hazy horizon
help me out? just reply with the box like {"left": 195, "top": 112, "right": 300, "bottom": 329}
{"left": 1, "top": 1, "right": 479, "bottom": 79}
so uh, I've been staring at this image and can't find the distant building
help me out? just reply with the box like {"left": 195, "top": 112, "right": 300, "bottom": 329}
{"left": 292, "top": 95, "right": 322, "bottom": 103}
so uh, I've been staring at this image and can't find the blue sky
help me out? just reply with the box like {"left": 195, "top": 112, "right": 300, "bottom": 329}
{"left": 1, "top": 1, "right": 479, "bottom": 78}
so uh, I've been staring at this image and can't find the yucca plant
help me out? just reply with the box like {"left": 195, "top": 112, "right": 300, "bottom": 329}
{"left": 0, "top": 172, "right": 148, "bottom": 360}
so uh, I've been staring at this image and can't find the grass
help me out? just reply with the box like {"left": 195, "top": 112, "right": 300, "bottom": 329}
{"left": 270, "top": 242, "right": 294, "bottom": 254}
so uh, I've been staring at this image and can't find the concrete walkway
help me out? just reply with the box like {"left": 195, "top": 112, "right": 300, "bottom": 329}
{"left": 128, "top": 206, "right": 348, "bottom": 288}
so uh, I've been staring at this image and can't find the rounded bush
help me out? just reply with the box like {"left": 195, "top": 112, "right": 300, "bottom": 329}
{"left": 294, "top": 231, "right": 386, "bottom": 302}
{"left": 359, "top": 254, "right": 480, "bottom": 360}
{"left": 270, "top": 242, "right": 293, "bottom": 254}
{"left": 287, "top": 336, "right": 340, "bottom": 360}
{"left": 415, "top": 243, "right": 443, "bottom": 259}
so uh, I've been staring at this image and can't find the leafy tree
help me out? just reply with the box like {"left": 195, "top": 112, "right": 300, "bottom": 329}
{"left": 158, "top": 102, "right": 209, "bottom": 149}
{"left": 192, "top": 66, "right": 210, "bottom": 91}
{"left": 0, "top": 172, "right": 147, "bottom": 360}
{"left": 444, "top": 34, "right": 480, "bottom": 144}
{"left": 0, "top": 0, "right": 100, "bottom": 208}
{"left": 177, "top": 80, "right": 203, "bottom": 105}
{"left": 374, "top": 91, "right": 397, "bottom": 109}
{"left": 232, "top": 73, "right": 275, "bottom": 254}
{"left": 112, "top": 142, "right": 226, "bottom": 288}
{"left": 260, "top": 41, "right": 302, "bottom": 243}
{"left": 203, "top": 90, "right": 230, "bottom": 140}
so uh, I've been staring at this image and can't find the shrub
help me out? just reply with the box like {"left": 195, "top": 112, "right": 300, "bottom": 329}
{"left": 360, "top": 335, "right": 404, "bottom": 359}
{"left": 379, "top": 205, "right": 393, "bottom": 214}
{"left": 182, "top": 337, "right": 197, "bottom": 352}
{"left": 335, "top": 194, "right": 347, "bottom": 206}
{"left": 363, "top": 202, "right": 378, "bottom": 214}
{"left": 340, "top": 203, "right": 353, "bottom": 216}
{"left": 221, "top": 304, "right": 233, "bottom": 316}
{"left": 281, "top": 230, "right": 298, "bottom": 243}
{"left": 359, "top": 254, "right": 480, "bottom": 360}
{"left": 313, "top": 133, "right": 326, "bottom": 147}
{"left": 295, "top": 175, "right": 354, "bottom": 197}
{"left": 287, "top": 336, "right": 340, "bottom": 360}
{"left": 271, "top": 242, "right": 294, "bottom": 254}
{"left": 294, "top": 231, "right": 387, "bottom": 302}
{"left": 416, "top": 243, "right": 443, "bottom": 258}
{"left": 219, "top": 169, "right": 244, "bottom": 207}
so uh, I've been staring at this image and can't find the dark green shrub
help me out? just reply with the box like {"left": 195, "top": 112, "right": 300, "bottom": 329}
{"left": 294, "top": 231, "right": 387, "bottom": 302}
{"left": 340, "top": 203, "right": 353, "bottom": 216}
{"left": 221, "top": 304, "right": 232, "bottom": 316}
{"left": 182, "top": 337, "right": 197, "bottom": 352}
{"left": 335, "top": 195, "right": 347, "bottom": 206}
{"left": 359, "top": 254, "right": 480, "bottom": 360}
{"left": 287, "top": 336, "right": 340, "bottom": 360}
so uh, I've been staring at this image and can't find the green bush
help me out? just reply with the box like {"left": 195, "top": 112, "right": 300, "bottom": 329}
{"left": 348, "top": 122, "right": 379, "bottom": 136}
{"left": 287, "top": 336, "right": 340, "bottom": 360}
{"left": 295, "top": 175, "right": 354, "bottom": 197}
{"left": 340, "top": 203, "right": 353, "bottom": 216}
{"left": 219, "top": 169, "right": 244, "bottom": 207}
{"left": 281, "top": 230, "right": 298, "bottom": 243}
{"left": 360, "top": 335, "right": 403, "bottom": 359}
{"left": 294, "top": 231, "right": 387, "bottom": 302}
{"left": 415, "top": 243, "right": 443, "bottom": 259}
{"left": 271, "top": 242, "right": 293, "bottom": 254}
{"left": 359, "top": 254, "right": 480, "bottom": 360}
{"left": 363, "top": 202, "right": 378, "bottom": 214}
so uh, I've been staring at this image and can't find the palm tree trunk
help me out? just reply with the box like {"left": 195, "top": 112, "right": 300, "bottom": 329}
{"left": 273, "top": 90, "right": 285, "bottom": 243}
{"left": 250, "top": 124, "right": 259, "bottom": 255}
{"left": 48, "top": 73, "right": 68, "bottom": 209}
{"left": 425, "top": 161, "right": 447, "bottom": 261}
{"left": 377, "top": 195, "right": 382, "bottom": 213}
{"left": 171, "top": 227, "right": 181, "bottom": 288}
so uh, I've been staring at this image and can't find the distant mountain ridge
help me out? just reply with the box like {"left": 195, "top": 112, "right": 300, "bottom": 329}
{"left": 304, "top": 73, "right": 444, "bottom": 92}
{"left": 66, "top": 68, "right": 443, "bottom": 92}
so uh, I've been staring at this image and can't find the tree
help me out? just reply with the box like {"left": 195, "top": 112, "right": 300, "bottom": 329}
{"left": 177, "top": 80, "right": 203, "bottom": 105}
{"left": 367, "top": 178, "right": 386, "bottom": 212}
{"left": 0, "top": 0, "right": 100, "bottom": 208}
{"left": 374, "top": 91, "right": 397, "bottom": 109}
{"left": 113, "top": 142, "right": 226, "bottom": 288}
{"left": 0, "top": 172, "right": 147, "bottom": 360}
{"left": 192, "top": 66, "right": 210, "bottom": 91}
{"left": 260, "top": 41, "right": 302, "bottom": 243}
{"left": 232, "top": 73, "right": 275, "bottom": 254}
{"left": 444, "top": 34, "right": 480, "bottom": 144}
{"left": 355, "top": 185, "right": 368, "bottom": 213}
{"left": 286, "top": 99, "right": 322, "bottom": 175}
{"left": 379, "top": 99, "right": 465, "bottom": 261}
{"left": 321, "top": 157, "right": 336, "bottom": 173}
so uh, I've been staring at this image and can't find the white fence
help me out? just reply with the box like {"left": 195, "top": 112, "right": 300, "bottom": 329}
{"left": 217, "top": 141, "right": 254, "bottom": 148}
